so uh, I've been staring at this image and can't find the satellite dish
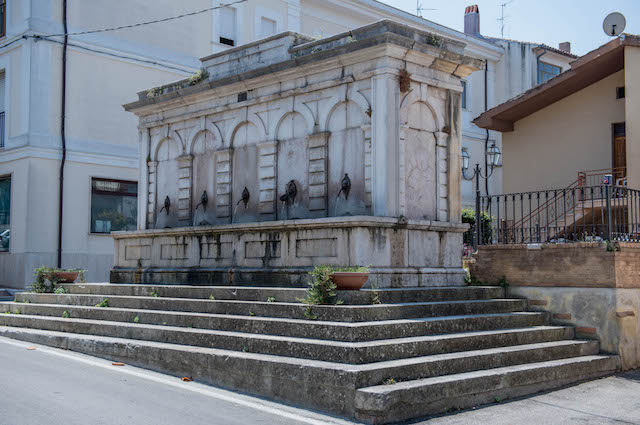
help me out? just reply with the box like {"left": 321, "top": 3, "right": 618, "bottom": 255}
{"left": 603, "top": 12, "right": 626, "bottom": 37}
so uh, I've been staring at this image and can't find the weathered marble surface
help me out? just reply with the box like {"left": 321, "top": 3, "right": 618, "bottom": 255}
{"left": 119, "top": 20, "right": 481, "bottom": 286}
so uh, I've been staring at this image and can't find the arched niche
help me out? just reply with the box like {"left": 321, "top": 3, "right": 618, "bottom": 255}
{"left": 154, "top": 137, "right": 181, "bottom": 228}
{"left": 403, "top": 101, "right": 440, "bottom": 220}
{"left": 276, "top": 112, "right": 310, "bottom": 220}
{"left": 326, "top": 100, "right": 369, "bottom": 217}
{"left": 231, "top": 122, "right": 260, "bottom": 223}
{"left": 191, "top": 130, "right": 219, "bottom": 226}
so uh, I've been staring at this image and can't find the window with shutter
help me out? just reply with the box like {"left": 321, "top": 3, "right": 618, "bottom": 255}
{"left": 0, "top": 71, "right": 5, "bottom": 149}
{"left": 219, "top": 7, "right": 237, "bottom": 46}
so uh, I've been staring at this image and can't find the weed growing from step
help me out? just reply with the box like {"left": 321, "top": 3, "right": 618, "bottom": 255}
{"left": 95, "top": 299, "right": 109, "bottom": 308}
{"left": 382, "top": 378, "right": 397, "bottom": 385}
{"left": 14, "top": 309, "right": 21, "bottom": 315}
{"left": 498, "top": 275, "right": 509, "bottom": 289}
{"left": 133, "top": 316, "right": 140, "bottom": 323}
{"left": 61, "top": 310, "right": 71, "bottom": 319}
{"left": 54, "top": 287, "right": 67, "bottom": 294}
{"left": 209, "top": 294, "right": 215, "bottom": 300}
{"left": 149, "top": 291, "right": 159, "bottom": 298}
{"left": 266, "top": 297, "right": 276, "bottom": 303}
{"left": 369, "top": 281, "right": 382, "bottom": 305}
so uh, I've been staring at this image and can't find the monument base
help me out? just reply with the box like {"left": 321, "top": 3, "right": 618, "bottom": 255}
{"left": 110, "top": 216, "right": 467, "bottom": 288}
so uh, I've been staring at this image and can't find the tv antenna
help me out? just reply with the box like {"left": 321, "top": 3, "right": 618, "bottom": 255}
{"left": 603, "top": 12, "right": 626, "bottom": 37}
{"left": 416, "top": 0, "right": 437, "bottom": 18}
{"left": 497, "top": 0, "right": 514, "bottom": 38}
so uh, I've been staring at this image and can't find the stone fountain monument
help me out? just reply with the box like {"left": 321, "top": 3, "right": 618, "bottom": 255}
{"left": 113, "top": 21, "right": 483, "bottom": 287}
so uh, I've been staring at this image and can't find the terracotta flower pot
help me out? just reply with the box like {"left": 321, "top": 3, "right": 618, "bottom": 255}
{"left": 330, "top": 272, "right": 369, "bottom": 291}
{"left": 54, "top": 271, "right": 79, "bottom": 284}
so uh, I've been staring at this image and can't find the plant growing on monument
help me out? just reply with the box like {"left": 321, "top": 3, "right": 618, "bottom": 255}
{"left": 301, "top": 266, "right": 345, "bottom": 306}
{"left": 61, "top": 310, "right": 71, "bottom": 319}
{"left": 266, "top": 297, "right": 276, "bottom": 303}
{"left": 187, "top": 68, "right": 210, "bottom": 86}
{"left": 95, "top": 299, "right": 109, "bottom": 308}
{"left": 30, "top": 266, "right": 86, "bottom": 293}
{"left": 461, "top": 208, "right": 493, "bottom": 246}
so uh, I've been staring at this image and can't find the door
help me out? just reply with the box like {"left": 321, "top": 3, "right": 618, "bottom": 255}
{"left": 613, "top": 123, "right": 626, "bottom": 185}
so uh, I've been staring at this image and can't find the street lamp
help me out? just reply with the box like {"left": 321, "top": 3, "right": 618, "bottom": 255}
{"left": 462, "top": 143, "right": 502, "bottom": 250}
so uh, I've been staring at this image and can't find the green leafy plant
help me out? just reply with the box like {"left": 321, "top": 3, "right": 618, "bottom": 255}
{"left": 209, "top": 294, "right": 216, "bottom": 301}
{"left": 146, "top": 86, "right": 163, "bottom": 98}
{"left": 300, "top": 265, "right": 346, "bottom": 306}
{"left": 606, "top": 240, "right": 619, "bottom": 252}
{"left": 30, "top": 266, "right": 86, "bottom": 293}
{"left": 62, "top": 310, "right": 71, "bottom": 319}
{"left": 382, "top": 378, "right": 397, "bottom": 385}
{"left": 133, "top": 316, "right": 140, "bottom": 323}
{"left": 266, "top": 297, "right": 276, "bottom": 303}
{"left": 95, "top": 299, "right": 109, "bottom": 308}
{"left": 462, "top": 208, "right": 493, "bottom": 246}
{"left": 54, "top": 287, "right": 67, "bottom": 295}
{"left": 149, "top": 291, "right": 159, "bottom": 298}
{"left": 426, "top": 33, "right": 443, "bottom": 48}
{"left": 369, "top": 281, "right": 382, "bottom": 305}
{"left": 498, "top": 275, "right": 509, "bottom": 289}
{"left": 14, "top": 309, "right": 21, "bottom": 315}
{"left": 188, "top": 68, "right": 210, "bottom": 86}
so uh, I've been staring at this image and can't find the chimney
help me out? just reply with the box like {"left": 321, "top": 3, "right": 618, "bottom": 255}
{"left": 559, "top": 42, "right": 571, "bottom": 53}
{"left": 464, "top": 5, "right": 480, "bottom": 36}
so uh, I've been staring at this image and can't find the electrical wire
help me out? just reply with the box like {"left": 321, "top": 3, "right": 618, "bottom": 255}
{"left": 42, "top": 0, "right": 247, "bottom": 38}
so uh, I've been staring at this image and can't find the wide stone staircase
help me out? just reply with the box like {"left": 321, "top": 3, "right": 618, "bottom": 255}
{"left": 0, "top": 284, "right": 618, "bottom": 424}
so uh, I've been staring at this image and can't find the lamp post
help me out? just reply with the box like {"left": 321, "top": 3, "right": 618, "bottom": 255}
{"left": 462, "top": 143, "right": 502, "bottom": 251}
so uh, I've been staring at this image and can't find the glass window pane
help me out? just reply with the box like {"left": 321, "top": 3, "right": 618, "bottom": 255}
{"left": 91, "top": 178, "right": 137, "bottom": 233}
{"left": 0, "top": 176, "right": 10, "bottom": 252}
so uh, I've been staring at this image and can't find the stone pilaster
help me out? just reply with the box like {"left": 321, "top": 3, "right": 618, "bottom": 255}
{"left": 147, "top": 161, "right": 158, "bottom": 228}
{"left": 436, "top": 131, "right": 449, "bottom": 222}
{"left": 371, "top": 71, "right": 400, "bottom": 217}
{"left": 215, "top": 149, "right": 232, "bottom": 219}
{"left": 308, "top": 132, "right": 329, "bottom": 215}
{"left": 447, "top": 91, "right": 463, "bottom": 224}
{"left": 258, "top": 141, "right": 277, "bottom": 217}
{"left": 176, "top": 155, "right": 193, "bottom": 226}
{"left": 138, "top": 128, "right": 150, "bottom": 230}
{"left": 363, "top": 125, "right": 373, "bottom": 209}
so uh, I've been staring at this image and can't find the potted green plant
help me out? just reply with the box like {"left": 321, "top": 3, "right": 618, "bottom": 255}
{"left": 330, "top": 266, "right": 370, "bottom": 291}
{"left": 32, "top": 266, "right": 86, "bottom": 293}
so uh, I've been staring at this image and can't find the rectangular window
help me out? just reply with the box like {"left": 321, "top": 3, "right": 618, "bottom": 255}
{"left": 0, "top": 0, "right": 6, "bottom": 38}
{"left": 219, "top": 7, "right": 236, "bottom": 47}
{"left": 461, "top": 80, "right": 468, "bottom": 109}
{"left": 538, "top": 61, "right": 562, "bottom": 84}
{"left": 260, "top": 17, "right": 276, "bottom": 38}
{"left": 90, "top": 178, "right": 138, "bottom": 234}
{"left": 616, "top": 87, "right": 625, "bottom": 99}
{"left": 0, "top": 175, "right": 9, "bottom": 252}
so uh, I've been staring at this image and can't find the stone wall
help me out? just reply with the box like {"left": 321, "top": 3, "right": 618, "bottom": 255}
{"left": 471, "top": 242, "right": 640, "bottom": 370}
{"left": 111, "top": 217, "right": 468, "bottom": 288}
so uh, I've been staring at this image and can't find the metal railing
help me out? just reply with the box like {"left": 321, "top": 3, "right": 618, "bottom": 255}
{"left": 0, "top": 112, "right": 5, "bottom": 148}
{"left": 475, "top": 184, "right": 640, "bottom": 245}
{"left": 578, "top": 167, "right": 627, "bottom": 187}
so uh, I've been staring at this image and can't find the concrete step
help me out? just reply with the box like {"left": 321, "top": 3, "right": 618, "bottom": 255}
{"left": 0, "top": 314, "right": 575, "bottom": 364}
{"left": 14, "top": 293, "right": 527, "bottom": 322}
{"left": 0, "top": 326, "right": 610, "bottom": 420}
{"left": 354, "top": 355, "right": 619, "bottom": 424}
{"left": 59, "top": 284, "right": 505, "bottom": 305}
{"left": 0, "top": 302, "right": 549, "bottom": 342}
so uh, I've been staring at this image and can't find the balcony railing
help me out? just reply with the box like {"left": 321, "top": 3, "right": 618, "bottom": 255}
{"left": 0, "top": 111, "right": 5, "bottom": 148}
{"left": 474, "top": 184, "right": 640, "bottom": 246}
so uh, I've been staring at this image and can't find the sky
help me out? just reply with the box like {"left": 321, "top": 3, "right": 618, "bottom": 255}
{"left": 377, "top": 0, "right": 640, "bottom": 56}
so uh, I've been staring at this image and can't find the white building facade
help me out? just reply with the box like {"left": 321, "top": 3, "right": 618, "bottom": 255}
{"left": 0, "top": 1, "right": 575, "bottom": 288}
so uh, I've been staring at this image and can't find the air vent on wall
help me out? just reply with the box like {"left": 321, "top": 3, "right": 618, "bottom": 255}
{"left": 238, "top": 92, "right": 248, "bottom": 102}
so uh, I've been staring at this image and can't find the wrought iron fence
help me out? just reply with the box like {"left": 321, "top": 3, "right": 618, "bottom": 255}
{"left": 475, "top": 184, "right": 640, "bottom": 245}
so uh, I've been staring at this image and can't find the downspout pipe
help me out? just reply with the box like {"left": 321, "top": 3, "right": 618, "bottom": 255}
{"left": 484, "top": 60, "right": 489, "bottom": 196}
{"left": 57, "top": 0, "right": 68, "bottom": 268}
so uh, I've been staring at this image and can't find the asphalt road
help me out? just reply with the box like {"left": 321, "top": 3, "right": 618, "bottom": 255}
{"left": 1, "top": 336, "right": 639, "bottom": 425}
{"left": 0, "top": 337, "right": 351, "bottom": 425}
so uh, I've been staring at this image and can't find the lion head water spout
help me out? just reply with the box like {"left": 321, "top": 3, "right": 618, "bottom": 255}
{"left": 232, "top": 187, "right": 250, "bottom": 223}
{"left": 279, "top": 180, "right": 297, "bottom": 220}
{"left": 335, "top": 174, "right": 352, "bottom": 216}
{"left": 193, "top": 191, "right": 210, "bottom": 226}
